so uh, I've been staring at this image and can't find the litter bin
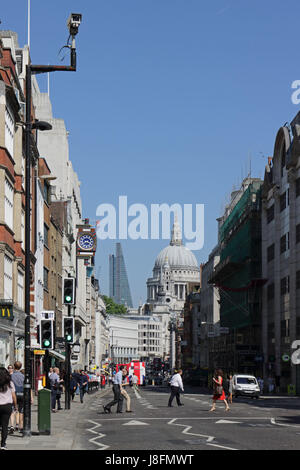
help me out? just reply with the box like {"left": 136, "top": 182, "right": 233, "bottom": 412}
{"left": 38, "top": 388, "right": 51, "bottom": 434}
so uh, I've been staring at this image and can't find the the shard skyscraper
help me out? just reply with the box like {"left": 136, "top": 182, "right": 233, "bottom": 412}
{"left": 109, "top": 243, "right": 133, "bottom": 308}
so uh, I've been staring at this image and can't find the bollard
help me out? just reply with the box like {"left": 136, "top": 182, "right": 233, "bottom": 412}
{"left": 38, "top": 388, "right": 51, "bottom": 435}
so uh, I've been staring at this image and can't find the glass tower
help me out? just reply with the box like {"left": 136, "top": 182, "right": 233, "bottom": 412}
{"left": 109, "top": 243, "right": 133, "bottom": 308}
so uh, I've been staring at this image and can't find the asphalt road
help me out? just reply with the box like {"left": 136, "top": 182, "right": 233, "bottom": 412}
{"left": 73, "top": 385, "right": 300, "bottom": 451}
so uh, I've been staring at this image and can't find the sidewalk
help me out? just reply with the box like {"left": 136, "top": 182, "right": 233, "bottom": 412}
{"left": 5, "top": 387, "right": 110, "bottom": 451}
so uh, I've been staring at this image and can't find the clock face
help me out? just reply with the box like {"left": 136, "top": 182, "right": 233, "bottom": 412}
{"left": 78, "top": 234, "right": 94, "bottom": 251}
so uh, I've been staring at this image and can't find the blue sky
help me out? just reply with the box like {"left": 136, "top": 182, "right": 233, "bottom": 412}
{"left": 4, "top": 1, "right": 300, "bottom": 306}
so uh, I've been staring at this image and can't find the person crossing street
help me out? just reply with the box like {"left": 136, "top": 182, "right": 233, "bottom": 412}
{"left": 103, "top": 366, "right": 127, "bottom": 414}
{"left": 168, "top": 369, "right": 184, "bottom": 407}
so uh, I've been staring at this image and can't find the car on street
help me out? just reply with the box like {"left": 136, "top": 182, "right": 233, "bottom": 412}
{"left": 233, "top": 374, "right": 260, "bottom": 399}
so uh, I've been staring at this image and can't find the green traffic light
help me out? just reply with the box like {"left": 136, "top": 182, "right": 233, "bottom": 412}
{"left": 66, "top": 335, "right": 72, "bottom": 341}
{"left": 43, "top": 340, "right": 51, "bottom": 347}
{"left": 65, "top": 296, "right": 72, "bottom": 302}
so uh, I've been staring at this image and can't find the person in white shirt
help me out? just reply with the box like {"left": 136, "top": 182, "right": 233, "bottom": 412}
{"left": 168, "top": 369, "right": 184, "bottom": 407}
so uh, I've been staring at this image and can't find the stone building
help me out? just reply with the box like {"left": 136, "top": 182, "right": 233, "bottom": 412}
{"left": 261, "top": 114, "right": 300, "bottom": 393}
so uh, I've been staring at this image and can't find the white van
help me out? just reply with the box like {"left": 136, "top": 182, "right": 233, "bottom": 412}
{"left": 233, "top": 374, "right": 260, "bottom": 399}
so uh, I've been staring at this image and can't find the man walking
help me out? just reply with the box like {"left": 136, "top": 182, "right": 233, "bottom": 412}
{"left": 168, "top": 369, "right": 184, "bottom": 407}
{"left": 10, "top": 362, "right": 24, "bottom": 433}
{"left": 103, "top": 366, "right": 127, "bottom": 414}
{"left": 78, "top": 370, "right": 89, "bottom": 404}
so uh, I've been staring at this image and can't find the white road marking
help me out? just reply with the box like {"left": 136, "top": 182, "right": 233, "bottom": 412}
{"left": 86, "top": 420, "right": 110, "bottom": 450}
{"left": 123, "top": 420, "right": 149, "bottom": 426}
{"left": 168, "top": 418, "right": 239, "bottom": 450}
{"left": 271, "top": 418, "right": 300, "bottom": 428}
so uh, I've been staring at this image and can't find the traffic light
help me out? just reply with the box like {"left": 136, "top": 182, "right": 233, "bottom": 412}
{"left": 63, "top": 316, "right": 74, "bottom": 343}
{"left": 40, "top": 319, "right": 54, "bottom": 349}
{"left": 63, "top": 277, "right": 76, "bottom": 305}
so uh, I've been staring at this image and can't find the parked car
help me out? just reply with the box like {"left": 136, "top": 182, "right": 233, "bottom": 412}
{"left": 233, "top": 374, "right": 260, "bottom": 399}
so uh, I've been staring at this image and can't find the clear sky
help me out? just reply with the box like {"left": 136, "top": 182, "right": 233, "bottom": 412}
{"left": 3, "top": 0, "right": 300, "bottom": 306}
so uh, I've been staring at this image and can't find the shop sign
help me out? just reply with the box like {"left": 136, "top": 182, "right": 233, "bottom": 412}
{"left": 0, "top": 302, "right": 13, "bottom": 320}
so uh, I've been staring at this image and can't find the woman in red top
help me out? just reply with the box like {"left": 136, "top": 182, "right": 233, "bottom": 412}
{"left": 209, "top": 369, "right": 230, "bottom": 412}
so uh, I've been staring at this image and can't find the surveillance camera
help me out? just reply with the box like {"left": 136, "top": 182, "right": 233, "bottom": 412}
{"left": 67, "top": 13, "right": 82, "bottom": 36}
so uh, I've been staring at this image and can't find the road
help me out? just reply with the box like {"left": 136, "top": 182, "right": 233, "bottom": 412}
{"left": 73, "top": 385, "right": 300, "bottom": 451}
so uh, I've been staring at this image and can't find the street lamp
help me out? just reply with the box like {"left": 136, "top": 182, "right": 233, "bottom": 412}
{"left": 23, "top": 13, "right": 82, "bottom": 437}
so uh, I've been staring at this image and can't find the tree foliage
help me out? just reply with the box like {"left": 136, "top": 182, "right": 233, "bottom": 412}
{"left": 102, "top": 295, "right": 128, "bottom": 315}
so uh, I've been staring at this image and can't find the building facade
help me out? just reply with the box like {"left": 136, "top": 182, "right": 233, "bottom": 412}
{"left": 261, "top": 115, "right": 300, "bottom": 393}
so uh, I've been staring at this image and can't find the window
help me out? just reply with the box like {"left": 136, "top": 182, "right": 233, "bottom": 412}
{"left": 5, "top": 105, "right": 14, "bottom": 157}
{"left": 267, "top": 244, "right": 275, "bottom": 262}
{"left": 21, "top": 210, "right": 25, "bottom": 250}
{"left": 17, "top": 271, "right": 24, "bottom": 309}
{"left": 280, "top": 192, "right": 286, "bottom": 212}
{"left": 44, "top": 224, "right": 49, "bottom": 248}
{"left": 43, "top": 182, "right": 50, "bottom": 204}
{"left": 267, "top": 205, "right": 274, "bottom": 223}
{"left": 280, "top": 276, "right": 289, "bottom": 296}
{"left": 267, "top": 283, "right": 275, "bottom": 301}
{"left": 280, "top": 234, "right": 287, "bottom": 254}
{"left": 281, "top": 320, "right": 290, "bottom": 339}
{"left": 4, "top": 178, "right": 14, "bottom": 230}
{"left": 4, "top": 256, "right": 13, "bottom": 299}
{"left": 44, "top": 268, "right": 49, "bottom": 291}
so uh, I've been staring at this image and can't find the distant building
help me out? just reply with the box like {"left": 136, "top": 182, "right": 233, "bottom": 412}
{"left": 109, "top": 243, "right": 133, "bottom": 308}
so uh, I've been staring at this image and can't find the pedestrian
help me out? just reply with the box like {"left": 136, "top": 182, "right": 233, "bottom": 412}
{"left": 132, "top": 373, "right": 139, "bottom": 392}
{"left": 258, "top": 377, "right": 264, "bottom": 394}
{"left": 0, "top": 367, "right": 17, "bottom": 450}
{"left": 54, "top": 368, "right": 64, "bottom": 410}
{"left": 101, "top": 374, "right": 106, "bottom": 389}
{"left": 78, "top": 370, "right": 89, "bottom": 403}
{"left": 120, "top": 369, "right": 133, "bottom": 413}
{"left": 49, "top": 367, "right": 60, "bottom": 412}
{"left": 70, "top": 374, "right": 77, "bottom": 401}
{"left": 10, "top": 362, "right": 25, "bottom": 433}
{"left": 168, "top": 369, "right": 184, "bottom": 407}
{"left": 103, "top": 366, "right": 127, "bottom": 414}
{"left": 227, "top": 375, "right": 233, "bottom": 404}
{"left": 209, "top": 369, "right": 230, "bottom": 412}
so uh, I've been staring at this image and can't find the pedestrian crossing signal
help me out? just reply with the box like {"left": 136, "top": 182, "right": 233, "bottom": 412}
{"left": 63, "top": 317, "right": 74, "bottom": 343}
{"left": 40, "top": 319, "right": 54, "bottom": 349}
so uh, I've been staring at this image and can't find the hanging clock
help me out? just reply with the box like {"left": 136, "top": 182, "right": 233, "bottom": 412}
{"left": 78, "top": 233, "right": 95, "bottom": 251}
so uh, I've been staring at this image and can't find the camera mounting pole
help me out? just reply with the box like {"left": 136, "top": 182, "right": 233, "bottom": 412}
{"left": 23, "top": 13, "right": 82, "bottom": 438}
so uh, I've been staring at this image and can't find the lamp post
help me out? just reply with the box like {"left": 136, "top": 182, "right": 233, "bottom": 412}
{"left": 23, "top": 13, "right": 82, "bottom": 437}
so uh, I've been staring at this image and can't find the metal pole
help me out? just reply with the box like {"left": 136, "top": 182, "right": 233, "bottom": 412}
{"left": 65, "top": 304, "right": 71, "bottom": 410}
{"left": 23, "top": 64, "right": 32, "bottom": 437}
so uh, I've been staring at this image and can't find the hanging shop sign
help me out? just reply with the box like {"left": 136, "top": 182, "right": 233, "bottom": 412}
{"left": 0, "top": 302, "right": 13, "bottom": 320}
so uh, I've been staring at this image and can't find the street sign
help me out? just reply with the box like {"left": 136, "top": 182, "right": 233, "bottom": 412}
{"left": 40, "top": 311, "right": 55, "bottom": 320}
